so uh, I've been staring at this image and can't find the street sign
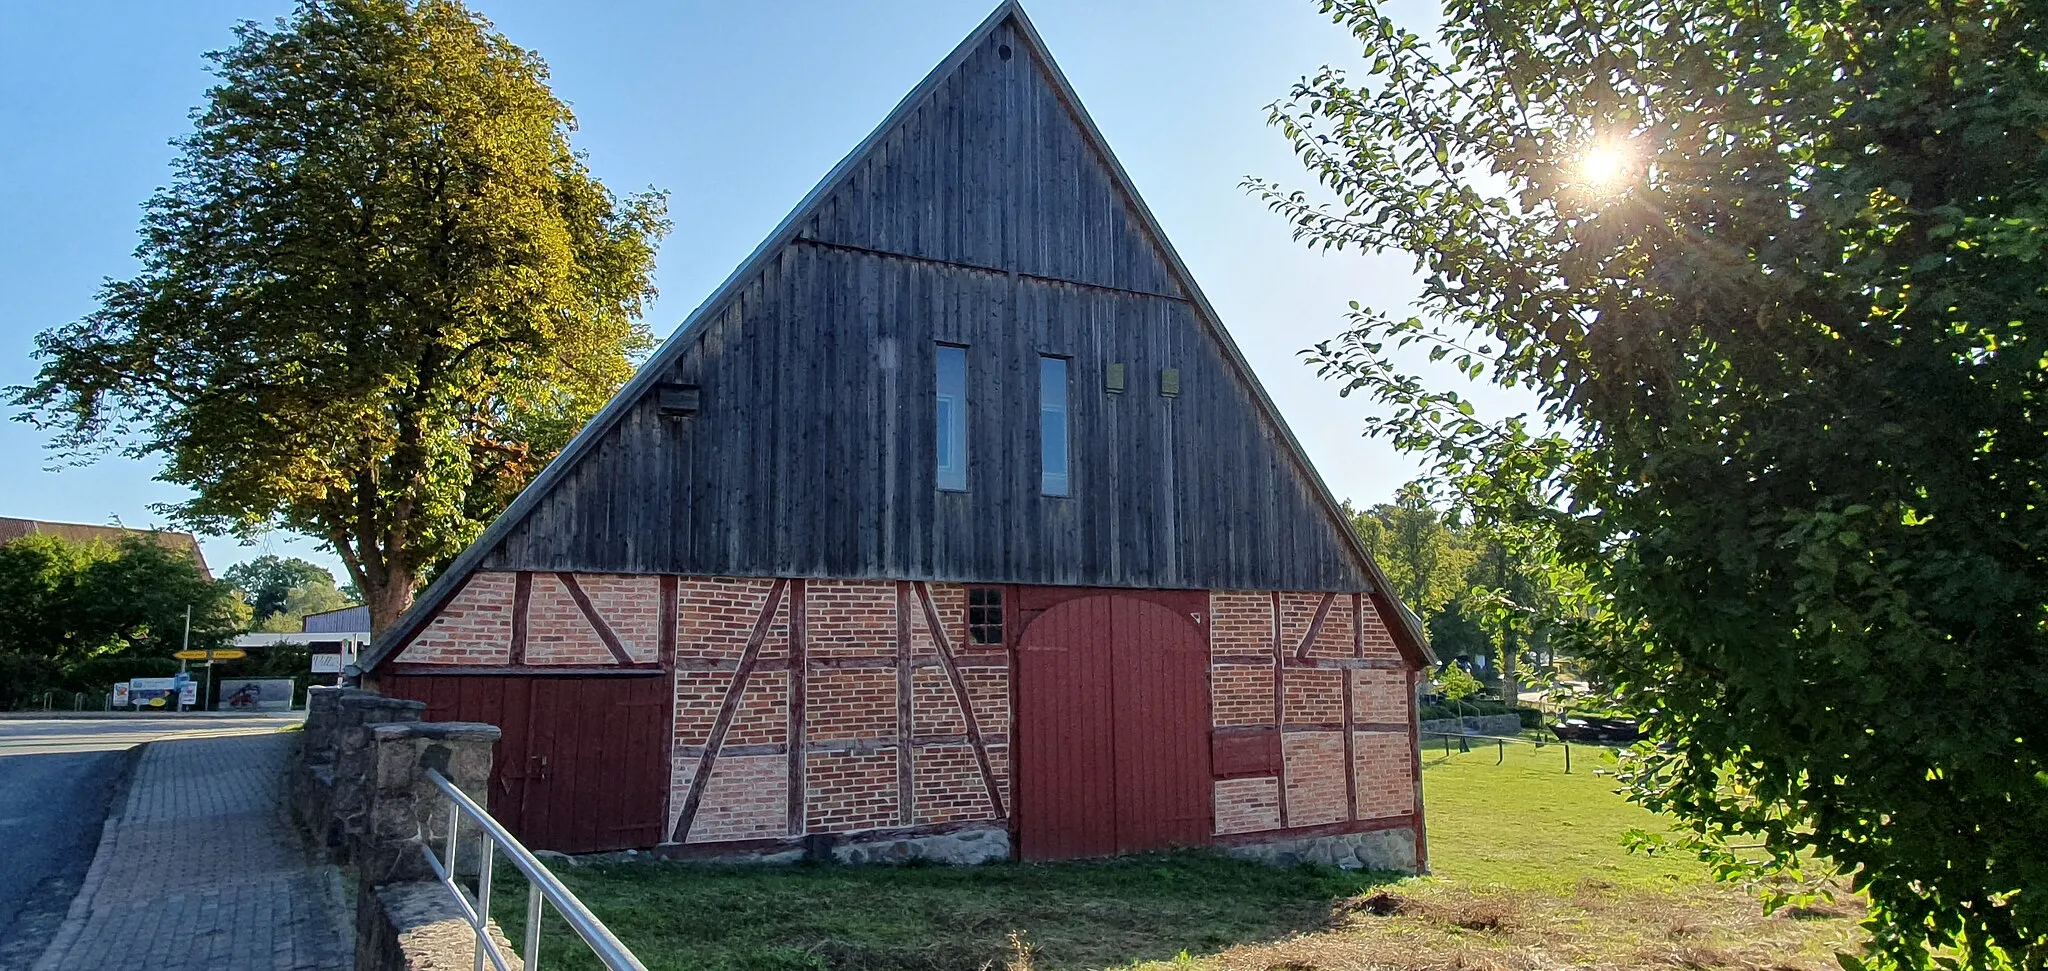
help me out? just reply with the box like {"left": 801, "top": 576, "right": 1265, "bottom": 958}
{"left": 112, "top": 683, "right": 130, "bottom": 706}
{"left": 130, "top": 677, "right": 177, "bottom": 691}
{"left": 173, "top": 649, "right": 247, "bottom": 661}
{"left": 179, "top": 682, "right": 198, "bottom": 705}
{"left": 310, "top": 653, "right": 342, "bottom": 674}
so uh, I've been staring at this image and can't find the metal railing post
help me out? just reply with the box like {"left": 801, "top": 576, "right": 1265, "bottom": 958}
{"left": 525, "top": 883, "right": 544, "bottom": 971}
{"left": 415, "top": 767, "right": 648, "bottom": 971}
{"left": 473, "top": 836, "right": 494, "bottom": 971}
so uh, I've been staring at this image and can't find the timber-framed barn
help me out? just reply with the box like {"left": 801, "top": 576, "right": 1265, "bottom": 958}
{"left": 360, "top": 1, "right": 1434, "bottom": 869}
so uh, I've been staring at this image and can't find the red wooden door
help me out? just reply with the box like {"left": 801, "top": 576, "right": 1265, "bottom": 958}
{"left": 1015, "top": 595, "right": 1211, "bottom": 860}
{"left": 1109, "top": 599, "right": 1213, "bottom": 853}
{"left": 1016, "top": 596, "right": 1118, "bottom": 859}
{"left": 381, "top": 674, "right": 670, "bottom": 853}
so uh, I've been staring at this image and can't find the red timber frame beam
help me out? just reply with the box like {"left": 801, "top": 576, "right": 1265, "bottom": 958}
{"left": 671, "top": 578, "right": 789, "bottom": 844}
{"left": 913, "top": 582, "right": 1005, "bottom": 819}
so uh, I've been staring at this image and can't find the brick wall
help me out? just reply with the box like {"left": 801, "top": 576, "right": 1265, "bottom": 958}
{"left": 389, "top": 572, "right": 1419, "bottom": 857}
{"left": 668, "top": 578, "right": 1007, "bottom": 844}
{"left": 1213, "top": 777, "right": 1281, "bottom": 834}
{"left": 1283, "top": 732, "right": 1349, "bottom": 826}
{"left": 1353, "top": 731, "right": 1416, "bottom": 819}
{"left": 1208, "top": 590, "right": 1419, "bottom": 841}
{"left": 393, "top": 573, "right": 515, "bottom": 664}
{"left": 1210, "top": 591, "right": 1271, "bottom": 658}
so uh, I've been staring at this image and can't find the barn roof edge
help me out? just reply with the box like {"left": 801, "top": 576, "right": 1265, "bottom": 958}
{"left": 364, "top": 0, "right": 1433, "bottom": 671}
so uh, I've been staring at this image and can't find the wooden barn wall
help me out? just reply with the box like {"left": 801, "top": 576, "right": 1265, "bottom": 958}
{"left": 480, "top": 20, "right": 1368, "bottom": 593}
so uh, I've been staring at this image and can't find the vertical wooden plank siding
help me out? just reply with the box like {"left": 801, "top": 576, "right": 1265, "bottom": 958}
{"left": 671, "top": 579, "right": 788, "bottom": 843}
{"left": 472, "top": 20, "right": 1378, "bottom": 600}
{"left": 787, "top": 579, "right": 809, "bottom": 835}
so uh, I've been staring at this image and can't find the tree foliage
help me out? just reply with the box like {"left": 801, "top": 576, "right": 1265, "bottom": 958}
{"left": 223, "top": 554, "right": 337, "bottom": 624}
{"left": 1259, "top": 0, "right": 2048, "bottom": 964}
{"left": 0, "top": 535, "right": 247, "bottom": 708}
{"left": 12, "top": 0, "right": 669, "bottom": 634}
{"left": 1349, "top": 482, "right": 1474, "bottom": 616}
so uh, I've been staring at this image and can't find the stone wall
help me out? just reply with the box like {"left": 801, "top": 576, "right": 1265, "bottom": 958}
{"left": 1417, "top": 714, "right": 1524, "bottom": 737}
{"left": 298, "top": 687, "right": 514, "bottom": 971}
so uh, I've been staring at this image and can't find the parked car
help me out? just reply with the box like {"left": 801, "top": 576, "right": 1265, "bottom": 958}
{"left": 1551, "top": 715, "right": 1640, "bottom": 743}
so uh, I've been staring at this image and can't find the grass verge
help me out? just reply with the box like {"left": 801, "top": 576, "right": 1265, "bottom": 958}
{"left": 491, "top": 740, "right": 1864, "bottom": 970}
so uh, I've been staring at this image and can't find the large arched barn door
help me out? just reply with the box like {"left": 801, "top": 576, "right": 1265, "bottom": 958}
{"left": 1015, "top": 595, "right": 1211, "bottom": 860}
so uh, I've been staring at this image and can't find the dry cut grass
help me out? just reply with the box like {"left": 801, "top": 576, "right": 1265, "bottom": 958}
{"left": 1169, "top": 879, "right": 1864, "bottom": 971}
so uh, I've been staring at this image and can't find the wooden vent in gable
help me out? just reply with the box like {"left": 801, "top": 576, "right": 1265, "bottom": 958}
{"left": 656, "top": 383, "right": 702, "bottom": 416}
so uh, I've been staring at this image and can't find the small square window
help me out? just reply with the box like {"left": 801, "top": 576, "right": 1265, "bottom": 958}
{"left": 967, "top": 588, "right": 1004, "bottom": 645}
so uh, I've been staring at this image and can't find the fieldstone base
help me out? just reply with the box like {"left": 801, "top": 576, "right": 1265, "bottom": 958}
{"left": 357, "top": 880, "right": 522, "bottom": 971}
{"left": 658, "top": 825, "right": 1013, "bottom": 866}
{"left": 1223, "top": 826, "right": 1419, "bottom": 872}
{"left": 831, "top": 825, "right": 1010, "bottom": 865}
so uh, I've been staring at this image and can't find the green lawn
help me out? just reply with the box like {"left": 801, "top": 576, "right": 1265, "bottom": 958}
{"left": 491, "top": 741, "right": 1861, "bottom": 971}
{"left": 1418, "top": 735, "right": 1708, "bottom": 890}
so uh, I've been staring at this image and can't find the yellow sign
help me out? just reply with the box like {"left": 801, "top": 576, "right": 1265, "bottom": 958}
{"left": 173, "top": 649, "right": 247, "bottom": 661}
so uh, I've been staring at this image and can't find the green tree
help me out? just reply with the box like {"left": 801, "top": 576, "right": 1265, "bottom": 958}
{"left": 256, "top": 583, "right": 355, "bottom": 633}
{"left": 1257, "top": 0, "right": 2048, "bottom": 964}
{"left": 0, "top": 535, "right": 247, "bottom": 708}
{"left": 1348, "top": 483, "right": 1474, "bottom": 615}
{"left": 12, "top": 0, "right": 669, "bottom": 635}
{"left": 223, "top": 555, "right": 336, "bottom": 624}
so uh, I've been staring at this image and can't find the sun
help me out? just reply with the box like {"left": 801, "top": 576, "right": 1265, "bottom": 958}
{"left": 1579, "top": 143, "right": 1630, "bottom": 188}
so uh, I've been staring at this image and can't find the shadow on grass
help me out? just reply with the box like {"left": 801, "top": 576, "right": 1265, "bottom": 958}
{"left": 496, "top": 850, "right": 1403, "bottom": 971}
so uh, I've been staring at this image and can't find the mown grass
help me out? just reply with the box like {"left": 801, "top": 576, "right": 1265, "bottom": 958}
{"left": 493, "top": 740, "right": 1865, "bottom": 971}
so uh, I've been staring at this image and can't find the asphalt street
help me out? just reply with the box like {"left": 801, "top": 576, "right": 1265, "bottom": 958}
{"left": 0, "top": 714, "right": 300, "bottom": 970}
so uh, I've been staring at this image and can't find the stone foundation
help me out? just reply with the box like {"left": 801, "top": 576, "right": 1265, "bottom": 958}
{"left": 830, "top": 824, "right": 1010, "bottom": 865}
{"left": 1223, "top": 826, "right": 1419, "bottom": 872}
{"left": 656, "top": 824, "right": 1012, "bottom": 866}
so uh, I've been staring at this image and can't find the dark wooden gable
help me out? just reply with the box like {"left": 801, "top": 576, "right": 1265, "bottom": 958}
{"left": 369, "top": 3, "right": 1429, "bottom": 670}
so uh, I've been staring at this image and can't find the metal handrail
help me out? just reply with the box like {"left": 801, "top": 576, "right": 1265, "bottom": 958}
{"left": 419, "top": 767, "right": 649, "bottom": 971}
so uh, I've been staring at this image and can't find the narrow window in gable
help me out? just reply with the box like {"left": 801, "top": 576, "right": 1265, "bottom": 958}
{"left": 936, "top": 344, "right": 967, "bottom": 491}
{"left": 1040, "top": 355, "right": 1070, "bottom": 496}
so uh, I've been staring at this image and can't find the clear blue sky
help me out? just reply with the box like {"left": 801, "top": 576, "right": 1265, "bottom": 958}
{"left": 0, "top": 0, "right": 1473, "bottom": 579}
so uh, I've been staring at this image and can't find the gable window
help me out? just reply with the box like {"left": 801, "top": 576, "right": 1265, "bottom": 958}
{"left": 936, "top": 344, "right": 967, "bottom": 491}
{"left": 968, "top": 587, "right": 1005, "bottom": 645}
{"left": 1040, "top": 356, "right": 1070, "bottom": 496}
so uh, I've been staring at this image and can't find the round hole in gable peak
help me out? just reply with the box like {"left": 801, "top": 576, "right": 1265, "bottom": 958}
{"left": 998, "top": 44, "right": 1013, "bottom": 61}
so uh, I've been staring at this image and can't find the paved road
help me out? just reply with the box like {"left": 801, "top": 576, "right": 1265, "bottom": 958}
{"left": 0, "top": 714, "right": 302, "bottom": 757}
{"left": 0, "top": 715, "right": 306, "bottom": 970}
{"left": 0, "top": 751, "right": 127, "bottom": 970}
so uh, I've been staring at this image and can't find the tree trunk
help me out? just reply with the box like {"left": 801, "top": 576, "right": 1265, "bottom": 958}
{"left": 1500, "top": 632, "right": 1520, "bottom": 709}
{"left": 365, "top": 565, "right": 416, "bottom": 638}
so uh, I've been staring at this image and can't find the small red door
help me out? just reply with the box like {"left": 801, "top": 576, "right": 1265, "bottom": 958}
{"left": 381, "top": 674, "right": 670, "bottom": 853}
{"left": 1015, "top": 595, "right": 1211, "bottom": 860}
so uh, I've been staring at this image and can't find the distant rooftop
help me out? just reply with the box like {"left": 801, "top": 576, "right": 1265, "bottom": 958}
{"left": 301, "top": 604, "right": 369, "bottom": 634}
{"left": 0, "top": 517, "right": 211, "bottom": 579}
